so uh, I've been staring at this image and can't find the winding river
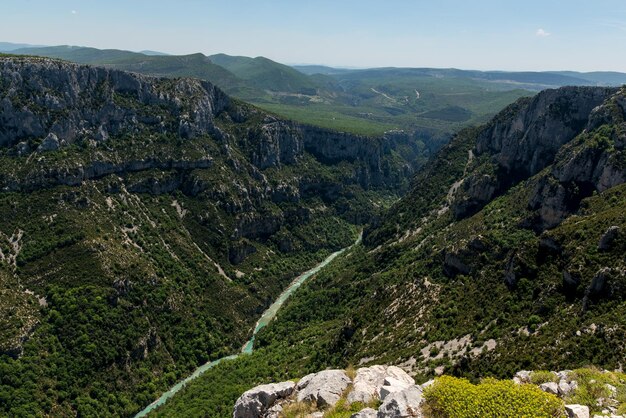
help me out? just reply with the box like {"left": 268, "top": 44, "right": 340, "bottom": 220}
{"left": 135, "top": 234, "right": 361, "bottom": 417}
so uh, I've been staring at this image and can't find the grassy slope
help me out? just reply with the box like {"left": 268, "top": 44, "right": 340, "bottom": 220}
{"left": 253, "top": 72, "right": 531, "bottom": 136}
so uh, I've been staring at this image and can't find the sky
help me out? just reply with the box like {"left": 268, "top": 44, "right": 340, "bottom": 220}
{"left": 2, "top": 0, "right": 626, "bottom": 72}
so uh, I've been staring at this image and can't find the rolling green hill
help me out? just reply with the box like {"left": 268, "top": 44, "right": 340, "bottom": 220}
{"left": 208, "top": 54, "right": 323, "bottom": 95}
{"left": 11, "top": 45, "right": 144, "bottom": 63}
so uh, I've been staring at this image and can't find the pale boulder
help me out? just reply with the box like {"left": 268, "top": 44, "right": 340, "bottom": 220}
{"left": 540, "top": 381, "right": 559, "bottom": 395}
{"left": 233, "top": 381, "right": 295, "bottom": 418}
{"left": 513, "top": 370, "right": 532, "bottom": 384}
{"left": 565, "top": 404, "right": 590, "bottom": 418}
{"left": 297, "top": 370, "right": 351, "bottom": 408}
{"left": 347, "top": 365, "right": 414, "bottom": 404}
{"left": 559, "top": 379, "right": 578, "bottom": 396}
{"left": 377, "top": 386, "right": 423, "bottom": 418}
{"left": 379, "top": 376, "right": 415, "bottom": 400}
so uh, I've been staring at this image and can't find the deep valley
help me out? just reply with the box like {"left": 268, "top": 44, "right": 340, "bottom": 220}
{"left": 0, "top": 20, "right": 625, "bottom": 418}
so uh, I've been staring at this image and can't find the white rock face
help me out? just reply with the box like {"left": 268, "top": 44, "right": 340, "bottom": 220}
{"left": 233, "top": 381, "right": 295, "bottom": 418}
{"left": 351, "top": 408, "right": 378, "bottom": 418}
{"left": 234, "top": 367, "right": 611, "bottom": 418}
{"left": 540, "top": 381, "right": 559, "bottom": 395}
{"left": 377, "top": 386, "right": 423, "bottom": 418}
{"left": 297, "top": 369, "right": 351, "bottom": 408}
{"left": 565, "top": 404, "right": 590, "bottom": 418}
{"left": 379, "top": 376, "right": 415, "bottom": 400}
{"left": 348, "top": 365, "right": 415, "bottom": 404}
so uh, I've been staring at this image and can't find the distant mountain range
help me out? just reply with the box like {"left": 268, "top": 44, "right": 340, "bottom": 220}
{"left": 294, "top": 65, "right": 626, "bottom": 89}
{"left": 0, "top": 41, "right": 47, "bottom": 51}
{"left": 0, "top": 42, "right": 168, "bottom": 56}
{"left": 4, "top": 42, "right": 625, "bottom": 91}
{"left": 3, "top": 42, "right": 626, "bottom": 143}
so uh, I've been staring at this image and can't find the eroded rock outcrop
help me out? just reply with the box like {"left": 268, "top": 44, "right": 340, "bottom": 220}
{"left": 351, "top": 407, "right": 378, "bottom": 418}
{"left": 565, "top": 404, "right": 590, "bottom": 418}
{"left": 232, "top": 367, "right": 626, "bottom": 417}
{"left": 0, "top": 55, "right": 418, "bottom": 268}
{"left": 475, "top": 87, "right": 614, "bottom": 176}
{"left": 232, "top": 366, "right": 424, "bottom": 418}
{"left": 0, "top": 57, "right": 228, "bottom": 148}
{"left": 528, "top": 91, "right": 626, "bottom": 230}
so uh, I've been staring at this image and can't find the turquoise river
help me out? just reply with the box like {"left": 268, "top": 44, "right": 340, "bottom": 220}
{"left": 135, "top": 233, "right": 361, "bottom": 417}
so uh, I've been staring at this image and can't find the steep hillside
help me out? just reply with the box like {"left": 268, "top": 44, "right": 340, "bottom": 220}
{"left": 11, "top": 45, "right": 146, "bottom": 63}
{"left": 150, "top": 86, "right": 626, "bottom": 417}
{"left": 0, "top": 56, "right": 416, "bottom": 416}
{"left": 367, "top": 86, "right": 618, "bottom": 242}
{"left": 262, "top": 85, "right": 625, "bottom": 376}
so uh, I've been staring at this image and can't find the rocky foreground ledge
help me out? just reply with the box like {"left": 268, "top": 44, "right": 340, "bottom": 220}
{"left": 233, "top": 365, "right": 626, "bottom": 418}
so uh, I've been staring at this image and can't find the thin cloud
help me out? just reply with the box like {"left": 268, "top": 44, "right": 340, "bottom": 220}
{"left": 71, "top": 10, "right": 77, "bottom": 15}
{"left": 536, "top": 28, "right": 551, "bottom": 37}
{"left": 599, "top": 20, "right": 626, "bottom": 31}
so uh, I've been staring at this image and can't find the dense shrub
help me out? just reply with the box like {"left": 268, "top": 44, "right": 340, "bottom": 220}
{"left": 423, "top": 376, "right": 565, "bottom": 418}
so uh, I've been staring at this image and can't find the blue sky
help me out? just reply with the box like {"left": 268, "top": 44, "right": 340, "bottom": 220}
{"left": 2, "top": 0, "right": 626, "bottom": 71}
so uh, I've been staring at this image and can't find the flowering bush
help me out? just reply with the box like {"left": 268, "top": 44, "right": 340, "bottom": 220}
{"left": 423, "top": 376, "right": 565, "bottom": 418}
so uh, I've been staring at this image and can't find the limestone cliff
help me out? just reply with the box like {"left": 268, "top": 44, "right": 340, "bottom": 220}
{"left": 452, "top": 86, "right": 617, "bottom": 219}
